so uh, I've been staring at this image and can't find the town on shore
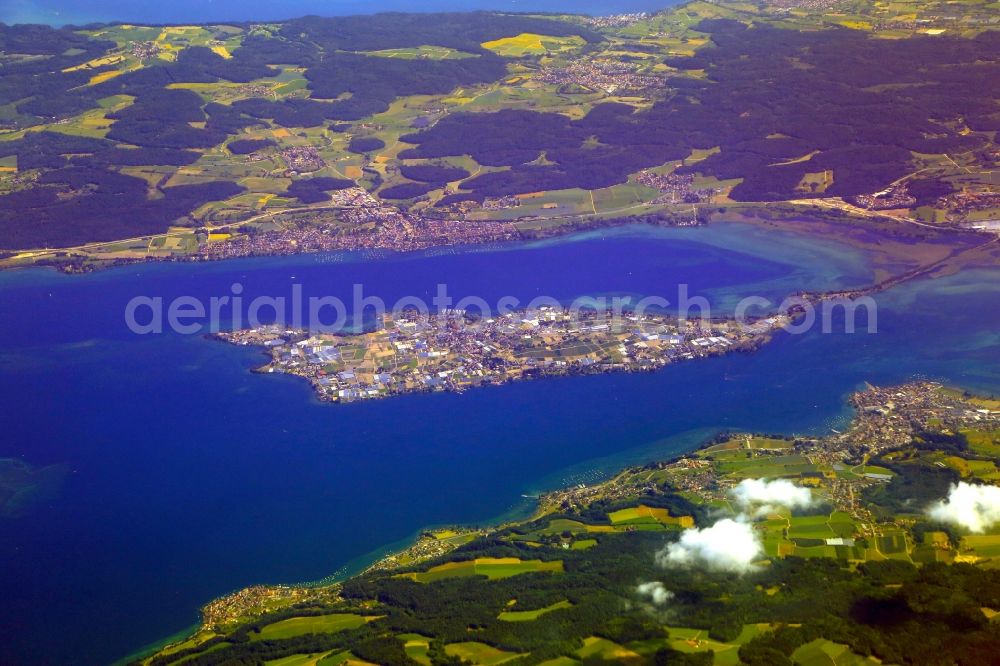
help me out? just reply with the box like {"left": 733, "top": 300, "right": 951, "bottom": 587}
{"left": 217, "top": 307, "right": 790, "bottom": 403}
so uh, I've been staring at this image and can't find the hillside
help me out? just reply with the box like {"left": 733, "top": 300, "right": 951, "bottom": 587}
{"left": 1, "top": 0, "right": 998, "bottom": 270}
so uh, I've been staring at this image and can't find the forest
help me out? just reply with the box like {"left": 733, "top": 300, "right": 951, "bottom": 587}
{"left": 401, "top": 20, "right": 1000, "bottom": 202}
{"left": 2, "top": 11, "right": 998, "bottom": 249}
{"left": 138, "top": 531, "right": 1000, "bottom": 666}
{"left": 0, "top": 14, "right": 599, "bottom": 249}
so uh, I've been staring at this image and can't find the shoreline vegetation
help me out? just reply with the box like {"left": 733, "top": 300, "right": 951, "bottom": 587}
{"left": 135, "top": 381, "right": 1000, "bottom": 665}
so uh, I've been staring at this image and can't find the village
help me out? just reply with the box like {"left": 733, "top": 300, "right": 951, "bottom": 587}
{"left": 535, "top": 58, "right": 667, "bottom": 95}
{"left": 637, "top": 169, "right": 716, "bottom": 203}
{"left": 198, "top": 187, "right": 521, "bottom": 258}
{"left": 539, "top": 381, "right": 1000, "bottom": 549}
{"left": 585, "top": 13, "right": 651, "bottom": 29}
{"left": 218, "top": 308, "right": 790, "bottom": 403}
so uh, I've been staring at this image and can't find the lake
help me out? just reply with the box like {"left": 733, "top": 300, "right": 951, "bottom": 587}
{"left": 0, "top": 223, "right": 998, "bottom": 664}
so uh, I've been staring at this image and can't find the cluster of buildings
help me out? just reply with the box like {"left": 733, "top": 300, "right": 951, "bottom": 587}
{"left": 539, "top": 382, "right": 999, "bottom": 551}
{"left": 200, "top": 187, "right": 520, "bottom": 259}
{"left": 330, "top": 187, "right": 381, "bottom": 208}
{"left": 637, "top": 170, "right": 714, "bottom": 203}
{"left": 218, "top": 309, "right": 788, "bottom": 403}
{"left": 238, "top": 84, "right": 272, "bottom": 98}
{"left": 281, "top": 146, "right": 325, "bottom": 174}
{"left": 201, "top": 584, "right": 334, "bottom": 631}
{"left": 849, "top": 184, "right": 917, "bottom": 211}
{"left": 843, "top": 382, "right": 1000, "bottom": 455}
{"left": 482, "top": 195, "right": 521, "bottom": 211}
{"left": 941, "top": 190, "right": 1000, "bottom": 218}
{"left": 127, "top": 41, "right": 161, "bottom": 60}
{"left": 0, "top": 170, "right": 38, "bottom": 193}
{"left": 585, "top": 13, "right": 651, "bottom": 29}
{"left": 535, "top": 59, "right": 666, "bottom": 95}
{"left": 362, "top": 529, "right": 485, "bottom": 577}
{"left": 761, "top": 0, "right": 844, "bottom": 11}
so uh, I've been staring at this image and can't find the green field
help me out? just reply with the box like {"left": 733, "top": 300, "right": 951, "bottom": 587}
{"left": 398, "top": 557, "right": 563, "bottom": 583}
{"left": 444, "top": 641, "right": 523, "bottom": 665}
{"left": 607, "top": 504, "right": 693, "bottom": 529}
{"left": 498, "top": 600, "right": 572, "bottom": 622}
{"left": 791, "top": 638, "right": 882, "bottom": 665}
{"left": 574, "top": 636, "right": 641, "bottom": 661}
{"left": 961, "top": 534, "right": 1000, "bottom": 559}
{"left": 358, "top": 45, "right": 476, "bottom": 60}
{"left": 397, "top": 633, "right": 432, "bottom": 665}
{"left": 253, "top": 614, "right": 372, "bottom": 641}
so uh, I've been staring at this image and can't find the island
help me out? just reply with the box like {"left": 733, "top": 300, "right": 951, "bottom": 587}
{"left": 138, "top": 381, "right": 1000, "bottom": 665}
{"left": 217, "top": 308, "right": 791, "bottom": 403}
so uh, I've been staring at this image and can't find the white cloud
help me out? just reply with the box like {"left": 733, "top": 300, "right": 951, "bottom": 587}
{"left": 657, "top": 518, "right": 763, "bottom": 573}
{"left": 636, "top": 581, "right": 673, "bottom": 606}
{"left": 927, "top": 482, "right": 1000, "bottom": 533}
{"left": 730, "top": 478, "right": 815, "bottom": 514}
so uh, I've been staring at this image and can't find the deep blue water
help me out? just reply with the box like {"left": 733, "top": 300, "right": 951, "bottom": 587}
{"left": 0, "top": 223, "right": 999, "bottom": 665}
{"left": 3, "top": 0, "right": 677, "bottom": 26}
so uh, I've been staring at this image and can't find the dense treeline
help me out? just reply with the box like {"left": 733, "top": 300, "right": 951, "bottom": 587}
{"left": 399, "top": 164, "right": 471, "bottom": 183}
{"left": 348, "top": 137, "right": 387, "bottom": 154}
{"left": 0, "top": 24, "right": 114, "bottom": 122}
{"left": 0, "top": 166, "right": 242, "bottom": 248}
{"left": 401, "top": 20, "right": 1000, "bottom": 201}
{"left": 378, "top": 182, "right": 437, "bottom": 200}
{"left": 286, "top": 177, "right": 355, "bottom": 203}
{"left": 140, "top": 531, "right": 1000, "bottom": 666}
{"left": 71, "top": 148, "right": 202, "bottom": 168}
{"left": 861, "top": 431, "right": 981, "bottom": 520}
{"left": 0, "top": 14, "right": 599, "bottom": 248}
{"left": 276, "top": 13, "right": 600, "bottom": 121}
{"left": 227, "top": 138, "right": 275, "bottom": 155}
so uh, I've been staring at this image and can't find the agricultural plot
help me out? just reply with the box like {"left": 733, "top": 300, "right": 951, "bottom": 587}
{"left": 264, "top": 652, "right": 341, "bottom": 666}
{"left": 748, "top": 437, "right": 796, "bottom": 450}
{"left": 636, "top": 624, "right": 774, "bottom": 666}
{"left": 252, "top": 614, "right": 374, "bottom": 641}
{"left": 874, "top": 531, "right": 911, "bottom": 560}
{"left": 358, "top": 46, "right": 477, "bottom": 60}
{"left": 574, "top": 636, "right": 641, "bottom": 661}
{"left": 480, "top": 34, "right": 586, "bottom": 57}
{"left": 791, "top": 638, "right": 882, "bottom": 666}
{"left": 963, "top": 428, "right": 1000, "bottom": 457}
{"left": 960, "top": 534, "right": 1000, "bottom": 560}
{"left": 398, "top": 557, "right": 563, "bottom": 583}
{"left": 607, "top": 504, "right": 694, "bottom": 529}
{"left": 534, "top": 518, "right": 617, "bottom": 535}
{"left": 444, "top": 642, "right": 523, "bottom": 665}
{"left": 397, "top": 634, "right": 432, "bottom": 665}
{"left": 591, "top": 181, "right": 659, "bottom": 213}
{"left": 498, "top": 600, "right": 572, "bottom": 621}
{"left": 715, "top": 454, "right": 818, "bottom": 478}
{"left": 787, "top": 515, "right": 840, "bottom": 540}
